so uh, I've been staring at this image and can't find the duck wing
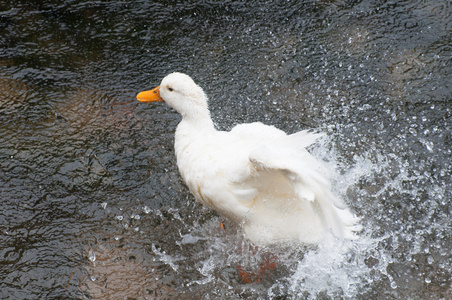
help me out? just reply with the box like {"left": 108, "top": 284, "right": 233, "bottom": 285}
{"left": 228, "top": 128, "right": 360, "bottom": 245}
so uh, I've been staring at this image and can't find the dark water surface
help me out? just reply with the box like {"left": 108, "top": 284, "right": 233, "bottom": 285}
{"left": 0, "top": 0, "right": 451, "bottom": 299}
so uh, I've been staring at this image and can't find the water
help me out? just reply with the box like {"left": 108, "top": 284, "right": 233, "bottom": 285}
{"left": 0, "top": 0, "right": 451, "bottom": 299}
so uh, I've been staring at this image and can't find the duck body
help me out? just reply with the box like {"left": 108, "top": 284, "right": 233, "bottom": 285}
{"left": 137, "top": 72, "right": 360, "bottom": 246}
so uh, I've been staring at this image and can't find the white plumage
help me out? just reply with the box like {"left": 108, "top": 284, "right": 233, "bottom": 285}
{"left": 137, "top": 72, "right": 361, "bottom": 246}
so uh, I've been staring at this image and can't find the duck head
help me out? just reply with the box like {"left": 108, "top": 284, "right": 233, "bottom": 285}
{"left": 137, "top": 72, "right": 209, "bottom": 119}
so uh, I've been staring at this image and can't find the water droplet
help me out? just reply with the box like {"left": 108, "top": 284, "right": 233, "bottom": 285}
{"left": 88, "top": 250, "right": 96, "bottom": 262}
{"left": 424, "top": 277, "right": 431, "bottom": 284}
{"left": 390, "top": 281, "right": 398, "bottom": 289}
{"left": 116, "top": 216, "right": 123, "bottom": 221}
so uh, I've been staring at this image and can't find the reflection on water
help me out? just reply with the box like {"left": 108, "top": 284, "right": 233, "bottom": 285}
{"left": 0, "top": 0, "right": 451, "bottom": 299}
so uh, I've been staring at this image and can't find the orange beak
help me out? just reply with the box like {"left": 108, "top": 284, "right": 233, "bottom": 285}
{"left": 136, "top": 86, "right": 163, "bottom": 102}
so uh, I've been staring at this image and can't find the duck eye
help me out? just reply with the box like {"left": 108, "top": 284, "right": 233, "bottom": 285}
{"left": 168, "top": 87, "right": 174, "bottom": 92}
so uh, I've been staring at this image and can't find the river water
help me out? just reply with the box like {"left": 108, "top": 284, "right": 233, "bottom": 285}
{"left": 0, "top": 0, "right": 451, "bottom": 299}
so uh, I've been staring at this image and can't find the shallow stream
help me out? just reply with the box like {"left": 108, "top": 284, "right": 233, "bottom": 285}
{"left": 0, "top": 1, "right": 451, "bottom": 299}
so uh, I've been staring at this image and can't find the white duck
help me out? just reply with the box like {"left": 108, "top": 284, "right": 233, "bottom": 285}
{"left": 137, "top": 72, "right": 360, "bottom": 246}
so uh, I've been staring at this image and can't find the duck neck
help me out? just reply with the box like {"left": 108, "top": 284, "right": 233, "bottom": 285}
{"left": 180, "top": 106, "right": 215, "bottom": 129}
